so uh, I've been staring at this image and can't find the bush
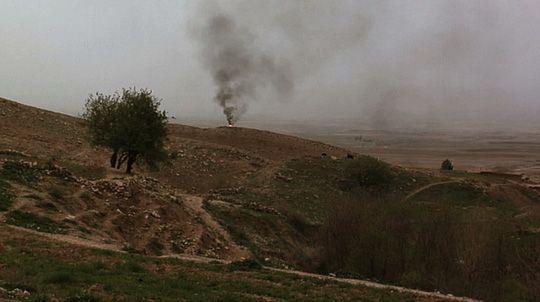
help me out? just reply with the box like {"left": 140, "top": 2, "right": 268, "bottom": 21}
{"left": 44, "top": 272, "right": 73, "bottom": 284}
{"left": 345, "top": 156, "right": 394, "bottom": 192}
{"left": 146, "top": 240, "right": 165, "bottom": 256}
{"left": 441, "top": 159, "right": 453, "bottom": 170}
{"left": 227, "top": 259, "right": 262, "bottom": 271}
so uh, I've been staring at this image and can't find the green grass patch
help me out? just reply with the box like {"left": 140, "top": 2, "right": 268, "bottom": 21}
{"left": 0, "top": 234, "right": 468, "bottom": 302}
{"left": 36, "top": 202, "right": 59, "bottom": 212}
{"left": 227, "top": 259, "right": 262, "bottom": 271}
{"left": 408, "top": 181, "right": 496, "bottom": 207}
{"left": 5, "top": 210, "right": 68, "bottom": 234}
{"left": 77, "top": 226, "right": 93, "bottom": 234}
{"left": 0, "top": 161, "right": 40, "bottom": 186}
{"left": 64, "top": 294, "right": 103, "bottom": 302}
{"left": 0, "top": 150, "right": 28, "bottom": 157}
{"left": 440, "top": 169, "right": 506, "bottom": 182}
{"left": 24, "top": 194, "right": 43, "bottom": 200}
{"left": 0, "top": 180, "right": 14, "bottom": 211}
{"left": 146, "top": 240, "right": 165, "bottom": 256}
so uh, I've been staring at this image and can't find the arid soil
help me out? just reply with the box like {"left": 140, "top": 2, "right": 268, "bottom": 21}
{"left": 296, "top": 126, "right": 540, "bottom": 182}
{"left": 3, "top": 96, "right": 537, "bottom": 301}
{"left": 0, "top": 97, "right": 354, "bottom": 258}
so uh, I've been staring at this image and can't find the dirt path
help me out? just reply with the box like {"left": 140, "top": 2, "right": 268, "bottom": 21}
{"left": 2, "top": 223, "right": 480, "bottom": 302}
{"left": 403, "top": 180, "right": 459, "bottom": 201}
{"left": 181, "top": 195, "right": 251, "bottom": 260}
{"left": 269, "top": 268, "right": 481, "bottom": 302}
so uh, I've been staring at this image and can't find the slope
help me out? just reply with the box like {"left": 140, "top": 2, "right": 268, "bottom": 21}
{"left": 2, "top": 97, "right": 540, "bottom": 301}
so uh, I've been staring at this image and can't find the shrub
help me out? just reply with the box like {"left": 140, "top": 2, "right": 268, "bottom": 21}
{"left": 146, "top": 240, "right": 165, "bottom": 256}
{"left": 441, "top": 159, "right": 453, "bottom": 170}
{"left": 227, "top": 259, "right": 262, "bottom": 271}
{"left": 344, "top": 156, "right": 394, "bottom": 192}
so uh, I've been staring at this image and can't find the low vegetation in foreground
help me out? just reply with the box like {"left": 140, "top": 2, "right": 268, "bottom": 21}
{"left": 208, "top": 156, "right": 540, "bottom": 302}
{"left": 0, "top": 227, "right": 448, "bottom": 302}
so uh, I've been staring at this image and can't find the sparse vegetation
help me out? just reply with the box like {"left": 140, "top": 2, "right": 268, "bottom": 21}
{"left": 2, "top": 97, "right": 540, "bottom": 301}
{"left": 36, "top": 201, "right": 60, "bottom": 212}
{"left": 227, "top": 259, "right": 262, "bottom": 271}
{"left": 48, "top": 185, "right": 67, "bottom": 200}
{"left": 0, "top": 161, "right": 39, "bottom": 186}
{"left": 6, "top": 210, "right": 68, "bottom": 234}
{"left": 0, "top": 150, "right": 28, "bottom": 157}
{"left": 344, "top": 156, "right": 395, "bottom": 192}
{"left": 319, "top": 189, "right": 540, "bottom": 301}
{"left": 146, "top": 240, "right": 165, "bottom": 256}
{"left": 25, "top": 194, "right": 43, "bottom": 200}
{"left": 0, "top": 180, "right": 14, "bottom": 211}
{"left": 0, "top": 232, "right": 433, "bottom": 302}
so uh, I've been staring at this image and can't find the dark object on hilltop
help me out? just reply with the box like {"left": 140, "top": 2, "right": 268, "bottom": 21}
{"left": 82, "top": 88, "right": 168, "bottom": 173}
{"left": 441, "top": 159, "right": 453, "bottom": 170}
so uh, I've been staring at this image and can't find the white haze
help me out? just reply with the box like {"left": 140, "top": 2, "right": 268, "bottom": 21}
{"left": 1, "top": 1, "right": 539, "bottom": 129}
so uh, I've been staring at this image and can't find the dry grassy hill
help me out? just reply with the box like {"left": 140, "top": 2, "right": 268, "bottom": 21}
{"left": 0, "top": 97, "right": 361, "bottom": 259}
{"left": 2, "top": 96, "right": 540, "bottom": 301}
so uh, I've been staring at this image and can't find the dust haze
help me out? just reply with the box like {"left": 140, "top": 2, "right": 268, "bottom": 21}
{"left": 190, "top": 0, "right": 540, "bottom": 129}
{"left": 1, "top": 1, "right": 539, "bottom": 129}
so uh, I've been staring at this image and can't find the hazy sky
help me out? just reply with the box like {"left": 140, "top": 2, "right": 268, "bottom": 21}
{"left": 1, "top": 1, "right": 539, "bottom": 128}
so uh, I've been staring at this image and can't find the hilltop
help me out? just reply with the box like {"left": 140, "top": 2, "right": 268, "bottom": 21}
{"left": 1, "top": 96, "right": 540, "bottom": 301}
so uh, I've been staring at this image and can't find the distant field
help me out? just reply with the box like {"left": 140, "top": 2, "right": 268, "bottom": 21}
{"left": 290, "top": 125, "right": 540, "bottom": 182}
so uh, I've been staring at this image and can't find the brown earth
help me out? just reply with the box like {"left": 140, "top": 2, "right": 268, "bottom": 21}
{"left": 5, "top": 96, "right": 540, "bottom": 301}
{"left": 0, "top": 96, "right": 355, "bottom": 260}
{"left": 296, "top": 126, "right": 540, "bottom": 182}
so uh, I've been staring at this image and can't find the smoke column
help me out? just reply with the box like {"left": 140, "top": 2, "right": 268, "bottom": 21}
{"left": 194, "top": 12, "right": 293, "bottom": 125}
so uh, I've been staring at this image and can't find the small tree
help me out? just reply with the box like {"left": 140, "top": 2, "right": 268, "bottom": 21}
{"left": 441, "top": 159, "right": 454, "bottom": 171}
{"left": 82, "top": 88, "right": 168, "bottom": 173}
{"left": 345, "top": 156, "right": 394, "bottom": 192}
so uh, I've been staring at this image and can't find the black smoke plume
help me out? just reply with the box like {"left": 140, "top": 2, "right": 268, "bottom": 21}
{"left": 195, "top": 13, "right": 293, "bottom": 125}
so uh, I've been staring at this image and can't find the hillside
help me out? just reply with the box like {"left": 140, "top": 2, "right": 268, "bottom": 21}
{"left": 1, "top": 97, "right": 540, "bottom": 301}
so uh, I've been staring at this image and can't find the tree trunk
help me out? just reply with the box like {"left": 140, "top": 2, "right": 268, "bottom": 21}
{"left": 110, "top": 148, "right": 118, "bottom": 168}
{"left": 117, "top": 152, "right": 128, "bottom": 169}
{"left": 125, "top": 151, "right": 138, "bottom": 174}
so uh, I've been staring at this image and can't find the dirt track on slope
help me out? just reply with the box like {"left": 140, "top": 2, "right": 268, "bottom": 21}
{"left": 1, "top": 224, "right": 480, "bottom": 302}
